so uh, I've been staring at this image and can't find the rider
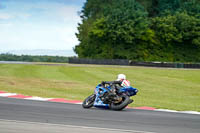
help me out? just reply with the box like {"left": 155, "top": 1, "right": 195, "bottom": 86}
{"left": 116, "top": 74, "right": 130, "bottom": 87}
{"left": 101, "top": 74, "right": 133, "bottom": 104}
{"left": 101, "top": 74, "right": 130, "bottom": 90}
{"left": 116, "top": 74, "right": 133, "bottom": 104}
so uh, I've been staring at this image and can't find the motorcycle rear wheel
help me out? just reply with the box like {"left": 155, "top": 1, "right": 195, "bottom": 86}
{"left": 82, "top": 94, "right": 96, "bottom": 108}
{"left": 110, "top": 95, "right": 130, "bottom": 111}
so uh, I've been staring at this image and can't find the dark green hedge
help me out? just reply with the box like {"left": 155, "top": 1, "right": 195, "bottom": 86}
{"left": 0, "top": 53, "right": 69, "bottom": 63}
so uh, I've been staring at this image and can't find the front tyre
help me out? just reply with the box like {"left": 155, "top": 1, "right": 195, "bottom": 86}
{"left": 110, "top": 95, "right": 130, "bottom": 111}
{"left": 82, "top": 94, "right": 96, "bottom": 108}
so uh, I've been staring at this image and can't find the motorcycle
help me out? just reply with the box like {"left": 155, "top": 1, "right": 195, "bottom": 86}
{"left": 82, "top": 82, "right": 138, "bottom": 111}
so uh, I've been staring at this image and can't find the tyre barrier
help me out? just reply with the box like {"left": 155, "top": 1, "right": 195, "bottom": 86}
{"left": 68, "top": 58, "right": 200, "bottom": 69}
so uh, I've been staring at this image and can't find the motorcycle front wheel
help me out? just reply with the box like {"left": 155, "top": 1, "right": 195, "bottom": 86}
{"left": 82, "top": 94, "right": 96, "bottom": 108}
{"left": 110, "top": 95, "right": 130, "bottom": 111}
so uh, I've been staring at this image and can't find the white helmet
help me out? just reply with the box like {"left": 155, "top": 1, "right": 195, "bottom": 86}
{"left": 117, "top": 74, "right": 126, "bottom": 81}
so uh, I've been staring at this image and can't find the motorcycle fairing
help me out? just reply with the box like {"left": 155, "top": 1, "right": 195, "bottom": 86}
{"left": 118, "top": 87, "right": 138, "bottom": 96}
{"left": 93, "top": 84, "right": 109, "bottom": 108}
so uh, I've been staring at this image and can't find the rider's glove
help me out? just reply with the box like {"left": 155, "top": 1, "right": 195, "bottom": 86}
{"left": 101, "top": 81, "right": 105, "bottom": 84}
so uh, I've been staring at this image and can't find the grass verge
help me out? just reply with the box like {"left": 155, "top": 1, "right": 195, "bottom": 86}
{"left": 0, "top": 63, "right": 199, "bottom": 111}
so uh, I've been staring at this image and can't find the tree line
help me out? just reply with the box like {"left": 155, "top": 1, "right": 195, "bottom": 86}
{"left": 74, "top": 0, "right": 200, "bottom": 62}
{"left": 0, "top": 53, "right": 69, "bottom": 63}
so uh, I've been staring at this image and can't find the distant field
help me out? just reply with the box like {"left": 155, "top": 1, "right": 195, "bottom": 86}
{"left": 0, "top": 63, "right": 199, "bottom": 111}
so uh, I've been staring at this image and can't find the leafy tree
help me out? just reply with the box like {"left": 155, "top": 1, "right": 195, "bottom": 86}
{"left": 151, "top": 12, "right": 200, "bottom": 62}
{"left": 181, "top": 0, "right": 200, "bottom": 17}
{"left": 146, "top": 0, "right": 200, "bottom": 17}
{"left": 74, "top": 0, "right": 110, "bottom": 58}
{"left": 75, "top": 0, "right": 152, "bottom": 60}
{"left": 74, "top": 0, "right": 200, "bottom": 62}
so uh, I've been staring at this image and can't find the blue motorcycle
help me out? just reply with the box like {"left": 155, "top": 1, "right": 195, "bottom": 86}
{"left": 82, "top": 81, "right": 138, "bottom": 111}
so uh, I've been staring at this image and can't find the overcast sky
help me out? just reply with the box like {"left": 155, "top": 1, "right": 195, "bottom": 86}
{"left": 0, "top": 0, "right": 85, "bottom": 53}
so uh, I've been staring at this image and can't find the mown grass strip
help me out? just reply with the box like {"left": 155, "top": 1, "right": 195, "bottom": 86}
{"left": 0, "top": 63, "right": 199, "bottom": 111}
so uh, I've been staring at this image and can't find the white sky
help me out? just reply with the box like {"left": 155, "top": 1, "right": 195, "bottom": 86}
{"left": 0, "top": 0, "right": 85, "bottom": 52}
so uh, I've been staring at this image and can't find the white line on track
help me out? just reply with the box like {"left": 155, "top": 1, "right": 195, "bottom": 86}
{"left": 0, "top": 119, "right": 156, "bottom": 133}
{"left": 155, "top": 109, "right": 179, "bottom": 113}
{"left": 155, "top": 109, "right": 200, "bottom": 115}
{"left": 0, "top": 93, "right": 17, "bottom": 97}
{"left": 178, "top": 111, "right": 200, "bottom": 115}
{"left": 75, "top": 102, "right": 83, "bottom": 104}
{"left": 24, "top": 97, "right": 53, "bottom": 101}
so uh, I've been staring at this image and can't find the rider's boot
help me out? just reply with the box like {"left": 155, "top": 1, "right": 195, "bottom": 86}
{"left": 128, "top": 99, "right": 134, "bottom": 104}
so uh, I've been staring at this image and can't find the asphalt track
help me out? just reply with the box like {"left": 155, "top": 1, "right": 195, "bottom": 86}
{"left": 0, "top": 97, "right": 200, "bottom": 133}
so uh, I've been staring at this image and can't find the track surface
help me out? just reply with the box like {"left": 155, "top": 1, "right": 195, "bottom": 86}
{"left": 0, "top": 97, "right": 200, "bottom": 133}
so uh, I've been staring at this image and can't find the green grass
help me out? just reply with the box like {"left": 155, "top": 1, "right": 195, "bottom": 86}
{"left": 0, "top": 63, "right": 200, "bottom": 111}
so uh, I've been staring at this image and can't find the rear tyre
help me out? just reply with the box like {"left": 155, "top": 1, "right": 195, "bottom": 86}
{"left": 110, "top": 95, "right": 130, "bottom": 111}
{"left": 82, "top": 94, "right": 96, "bottom": 108}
